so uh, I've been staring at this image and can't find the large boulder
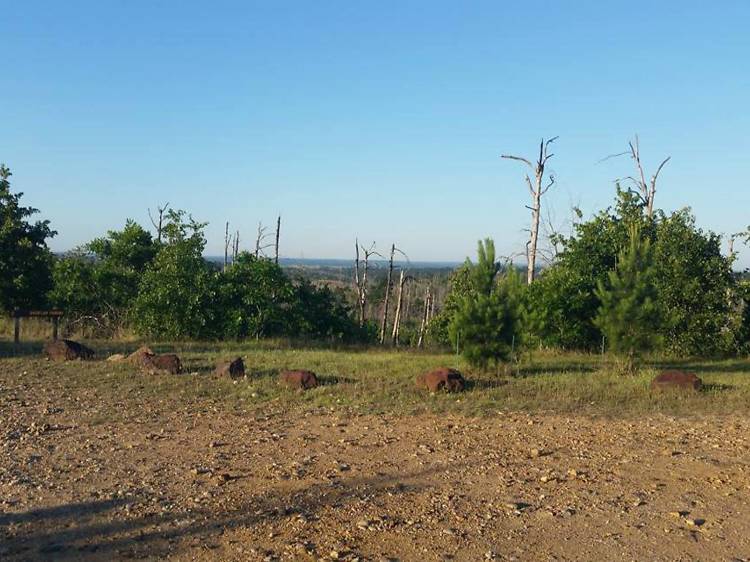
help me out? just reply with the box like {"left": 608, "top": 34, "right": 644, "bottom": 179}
{"left": 126, "top": 346, "right": 155, "bottom": 366}
{"left": 215, "top": 357, "right": 245, "bottom": 379}
{"left": 415, "top": 367, "right": 466, "bottom": 393}
{"left": 141, "top": 353, "right": 182, "bottom": 375}
{"left": 43, "top": 339, "right": 94, "bottom": 362}
{"left": 279, "top": 370, "right": 319, "bottom": 390}
{"left": 651, "top": 370, "right": 703, "bottom": 392}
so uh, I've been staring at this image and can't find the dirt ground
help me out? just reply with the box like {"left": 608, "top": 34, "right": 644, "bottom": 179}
{"left": 3, "top": 362, "right": 750, "bottom": 561}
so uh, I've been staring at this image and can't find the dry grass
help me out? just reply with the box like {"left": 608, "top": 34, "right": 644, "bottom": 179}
{"left": 2, "top": 338, "right": 750, "bottom": 419}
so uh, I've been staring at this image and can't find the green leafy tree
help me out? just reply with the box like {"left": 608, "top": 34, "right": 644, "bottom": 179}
{"left": 526, "top": 265, "right": 598, "bottom": 350}
{"left": 426, "top": 262, "right": 472, "bottom": 346}
{"left": 449, "top": 239, "right": 524, "bottom": 370}
{"left": 0, "top": 164, "right": 56, "bottom": 310}
{"left": 528, "top": 188, "right": 735, "bottom": 355}
{"left": 527, "top": 189, "right": 649, "bottom": 350}
{"left": 131, "top": 212, "right": 220, "bottom": 339}
{"left": 291, "top": 279, "right": 359, "bottom": 341}
{"left": 652, "top": 210, "right": 733, "bottom": 355}
{"left": 732, "top": 279, "right": 750, "bottom": 354}
{"left": 50, "top": 221, "right": 157, "bottom": 335}
{"left": 219, "top": 253, "right": 295, "bottom": 339}
{"left": 594, "top": 224, "right": 661, "bottom": 373}
{"left": 88, "top": 220, "right": 157, "bottom": 273}
{"left": 49, "top": 250, "right": 99, "bottom": 322}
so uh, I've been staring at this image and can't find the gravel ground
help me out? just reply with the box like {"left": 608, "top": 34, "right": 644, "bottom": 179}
{"left": 2, "top": 360, "right": 750, "bottom": 561}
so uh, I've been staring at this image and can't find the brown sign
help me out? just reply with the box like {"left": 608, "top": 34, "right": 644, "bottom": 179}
{"left": 11, "top": 309, "right": 64, "bottom": 318}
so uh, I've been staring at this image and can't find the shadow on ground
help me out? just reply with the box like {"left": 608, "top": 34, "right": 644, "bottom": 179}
{"left": 0, "top": 465, "right": 455, "bottom": 561}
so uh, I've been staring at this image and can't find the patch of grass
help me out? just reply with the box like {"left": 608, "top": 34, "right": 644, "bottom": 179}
{"left": 3, "top": 340, "right": 750, "bottom": 419}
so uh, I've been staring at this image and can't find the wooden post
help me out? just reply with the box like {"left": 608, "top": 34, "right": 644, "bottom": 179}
{"left": 14, "top": 316, "right": 20, "bottom": 344}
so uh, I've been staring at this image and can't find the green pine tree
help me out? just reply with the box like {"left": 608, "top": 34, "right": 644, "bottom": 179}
{"left": 449, "top": 239, "right": 524, "bottom": 371}
{"left": 594, "top": 224, "right": 661, "bottom": 374}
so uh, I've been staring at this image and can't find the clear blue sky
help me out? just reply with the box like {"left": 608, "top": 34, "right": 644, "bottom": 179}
{"left": 2, "top": 1, "right": 749, "bottom": 265}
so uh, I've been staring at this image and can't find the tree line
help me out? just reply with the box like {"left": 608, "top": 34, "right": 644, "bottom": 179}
{"left": 2, "top": 142, "right": 749, "bottom": 366}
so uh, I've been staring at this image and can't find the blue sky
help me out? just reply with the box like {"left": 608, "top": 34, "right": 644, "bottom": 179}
{"left": 2, "top": 1, "right": 749, "bottom": 265}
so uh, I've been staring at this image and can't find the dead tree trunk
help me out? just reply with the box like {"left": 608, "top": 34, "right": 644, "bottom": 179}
{"left": 417, "top": 286, "right": 432, "bottom": 349}
{"left": 354, "top": 240, "right": 378, "bottom": 327}
{"left": 275, "top": 215, "right": 281, "bottom": 265}
{"left": 391, "top": 271, "right": 412, "bottom": 346}
{"left": 429, "top": 289, "right": 435, "bottom": 322}
{"left": 355, "top": 241, "right": 364, "bottom": 326}
{"left": 255, "top": 222, "right": 274, "bottom": 259}
{"left": 603, "top": 135, "right": 670, "bottom": 218}
{"left": 379, "top": 244, "right": 396, "bottom": 345}
{"left": 502, "top": 137, "right": 557, "bottom": 284}
{"left": 255, "top": 222, "right": 264, "bottom": 258}
{"left": 224, "top": 222, "right": 230, "bottom": 272}
{"left": 233, "top": 230, "right": 240, "bottom": 261}
{"left": 404, "top": 281, "right": 412, "bottom": 322}
{"left": 627, "top": 136, "right": 670, "bottom": 218}
{"left": 148, "top": 202, "right": 170, "bottom": 244}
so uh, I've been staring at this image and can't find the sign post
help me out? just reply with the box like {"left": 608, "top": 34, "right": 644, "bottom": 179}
{"left": 11, "top": 310, "right": 64, "bottom": 344}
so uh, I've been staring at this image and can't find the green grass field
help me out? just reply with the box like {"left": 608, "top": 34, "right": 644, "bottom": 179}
{"left": 3, "top": 335, "right": 750, "bottom": 419}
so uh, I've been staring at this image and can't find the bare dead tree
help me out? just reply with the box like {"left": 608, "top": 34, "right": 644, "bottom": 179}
{"left": 391, "top": 270, "right": 414, "bottom": 346}
{"left": 379, "top": 244, "right": 410, "bottom": 345}
{"left": 274, "top": 215, "right": 281, "bottom": 265}
{"left": 354, "top": 240, "right": 380, "bottom": 327}
{"left": 148, "top": 202, "right": 170, "bottom": 244}
{"left": 727, "top": 228, "right": 750, "bottom": 260}
{"left": 502, "top": 137, "right": 557, "bottom": 284}
{"left": 254, "top": 222, "right": 274, "bottom": 258}
{"left": 379, "top": 244, "right": 396, "bottom": 344}
{"left": 428, "top": 288, "right": 436, "bottom": 323}
{"left": 728, "top": 233, "right": 737, "bottom": 259}
{"left": 232, "top": 230, "right": 240, "bottom": 261}
{"left": 602, "top": 135, "right": 670, "bottom": 218}
{"left": 417, "top": 286, "right": 433, "bottom": 349}
{"left": 404, "top": 280, "right": 413, "bottom": 321}
{"left": 224, "top": 222, "right": 230, "bottom": 272}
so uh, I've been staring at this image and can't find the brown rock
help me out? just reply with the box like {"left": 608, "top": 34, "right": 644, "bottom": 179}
{"left": 415, "top": 367, "right": 465, "bottom": 392}
{"left": 651, "top": 370, "right": 703, "bottom": 392}
{"left": 279, "top": 370, "right": 319, "bottom": 390}
{"left": 141, "top": 353, "right": 182, "bottom": 375}
{"left": 215, "top": 357, "right": 245, "bottom": 379}
{"left": 127, "top": 346, "right": 155, "bottom": 366}
{"left": 43, "top": 339, "right": 94, "bottom": 362}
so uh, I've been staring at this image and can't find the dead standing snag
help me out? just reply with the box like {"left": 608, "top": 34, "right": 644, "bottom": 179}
{"left": 502, "top": 137, "right": 558, "bottom": 284}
